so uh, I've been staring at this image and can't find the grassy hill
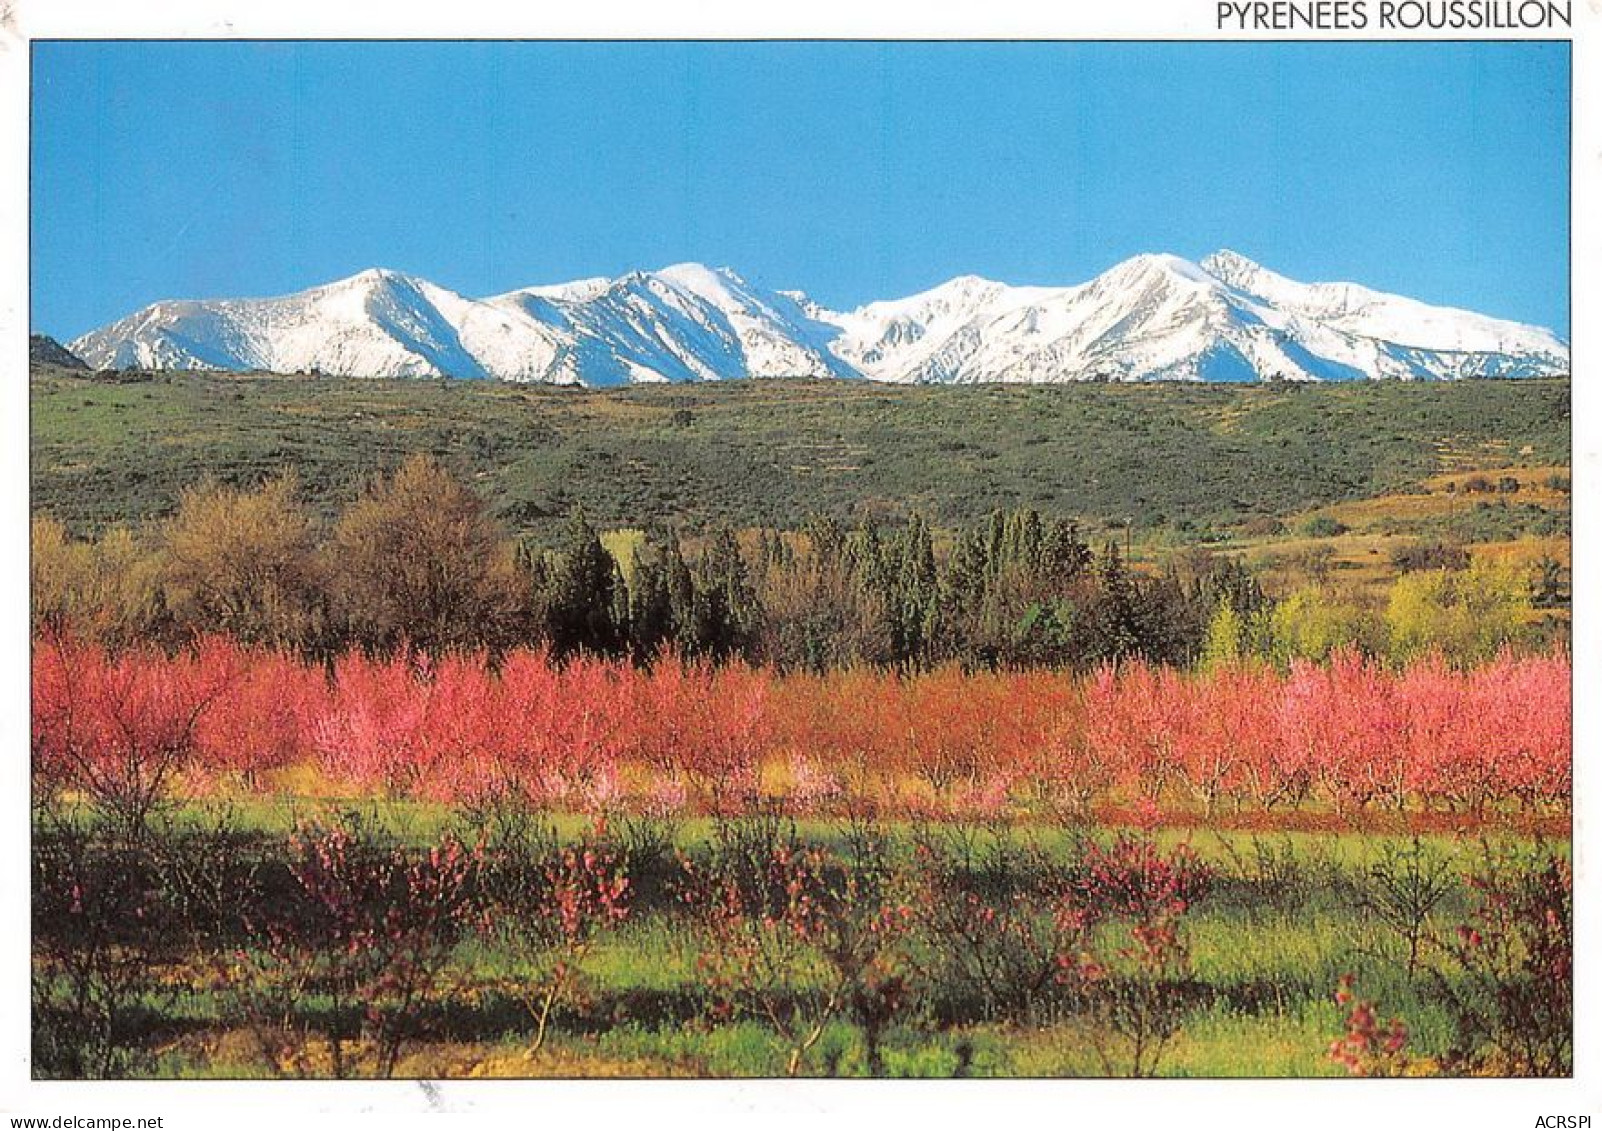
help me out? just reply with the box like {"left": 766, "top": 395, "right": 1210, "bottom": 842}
{"left": 29, "top": 367, "right": 1570, "bottom": 545}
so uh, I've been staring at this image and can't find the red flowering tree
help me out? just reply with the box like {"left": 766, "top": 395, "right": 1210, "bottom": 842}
{"left": 479, "top": 836, "right": 632, "bottom": 1058}
{"left": 32, "top": 631, "right": 241, "bottom": 836}
{"left": 192, "top": 644, "right": 326, "bottom": 790}
{"left": 234, "top": 818, "right": 481, "bottom": 1078}
{"left": 681, "top": 839, "right": 911, "bottom": 1076}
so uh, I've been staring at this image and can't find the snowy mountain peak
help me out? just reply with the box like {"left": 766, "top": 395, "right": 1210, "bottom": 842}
{"left": 68, "top": 253, "right": 1569, "bottom": 386}
{"left": 348, "top": 266, "right": 403, "bottom": 284}
{"left": 657, "top": 262, "right": 743, "bottom": 288}
{"left": 847, "top": 273, "right": 1011, "bottom": 320}
{"left": 942, "top": 273, "right": 1004, "bottom": 289}
{"left": 1198, "top": 249, "right": 1263, "bottom": 283}
{"left": 499, "top": 277, "right": 612, "bottom": 303}
{"left": 321, "top": 266, "right": 425, "bottom": 294}
{"left": 1198, "top": 252, "right": 1568, "bottom": 360}
{"left": 1126, "top": 252, "right": 1215, "bottom": 283}
{"left": 1102, "top": 251, "right": 1211, "bottom": 293}
{"left": 920, "top": 273, "right": 1008, "bottom": 297}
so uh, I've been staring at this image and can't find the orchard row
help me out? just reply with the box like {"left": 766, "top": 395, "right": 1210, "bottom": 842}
{"left": 32, "top": 633, "right": 1570, "bottom": 824}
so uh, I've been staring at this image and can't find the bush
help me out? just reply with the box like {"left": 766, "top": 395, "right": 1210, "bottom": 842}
{"left": 32, "top": 811, "right": 171, "bottom": 1078}
{"left": 1300, "top": 515, "right": 1348, "bottom": 538}
{"left": 1238, "top": 516, "right": 1286, "bottom": 537}
{"left": 1439, "top": 851, "right": 1571, "bottom": 1076}
{"left": 905, "top": 832, "right": 1089, "bottom": 1027}
{"left": 1390, "top": 541, "right": 1470, "bottom": 574}
{"left": 1328, "top": 975, "right": 1410, "bottom": 1077}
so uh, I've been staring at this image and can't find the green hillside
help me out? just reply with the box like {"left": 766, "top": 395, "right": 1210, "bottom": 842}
{"left": 29, "top": 367, "right": 1570, "bottom": 542}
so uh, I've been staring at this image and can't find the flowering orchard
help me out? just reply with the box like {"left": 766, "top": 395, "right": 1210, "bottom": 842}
{"left": 32, "top": 634, "right": 1570, "bottom": 823}
{"left": 29, "top": 630, "right": 1573, "bottom": 1077}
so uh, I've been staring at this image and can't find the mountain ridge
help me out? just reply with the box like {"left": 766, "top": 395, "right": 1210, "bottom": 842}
{"left": 30, "top": 334, "right": 88, "bottom": 370}
{"left": 67, "top": 252, "right": 1570, "bottom": 386}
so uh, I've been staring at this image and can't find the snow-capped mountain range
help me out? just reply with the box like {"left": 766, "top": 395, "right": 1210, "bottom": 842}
{"left": 68, "top": 251, "right": 1569, "bottom": 385}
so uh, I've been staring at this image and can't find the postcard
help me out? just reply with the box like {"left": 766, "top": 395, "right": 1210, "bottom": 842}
{"left": 5, "top": 4, "right": 1592, "bottom": 1128}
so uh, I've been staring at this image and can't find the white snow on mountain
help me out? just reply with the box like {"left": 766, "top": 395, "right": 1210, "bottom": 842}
{"left": 72, "top": 269, "right": 508, "bottom": 379}
{"left": 1199, "top": 250, "right": 1568, "bottom": 361}
{"left": 69, "top": 252, "right": 1569, "bottom": 386}
{"left": 817, "top": 252, "right": 1569, "bottom": 384}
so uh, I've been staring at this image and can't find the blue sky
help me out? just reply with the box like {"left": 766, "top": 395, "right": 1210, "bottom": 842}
{"left": 32, "top": 41, "right": 1569, "bottom": 340}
